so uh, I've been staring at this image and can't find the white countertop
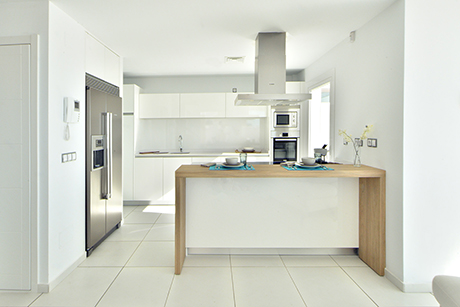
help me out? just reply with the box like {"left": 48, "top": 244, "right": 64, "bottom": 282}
{"left": 136, "top": 151, "right": 269, "bottom": 158}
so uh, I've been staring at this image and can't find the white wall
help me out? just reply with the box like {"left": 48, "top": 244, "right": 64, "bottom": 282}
{"left": 48, "top": 3, "right": 86, "bottom": 286}
{"left": 303, "top": 0, "right": 405, "bottom": 286}
{"left": 403, "top": 0, "right": 460, "bottom": 290}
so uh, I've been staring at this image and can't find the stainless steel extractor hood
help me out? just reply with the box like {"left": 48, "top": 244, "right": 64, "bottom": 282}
{"left": 235, "top": 32, "right": 311, "bottom": 106}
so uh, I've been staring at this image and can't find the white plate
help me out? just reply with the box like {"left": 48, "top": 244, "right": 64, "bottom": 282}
{"left": 222, "top": 163, "right": 243, "bottom": 168}
{"left": 295, "top": 162, "right": 320, "bottom": 168}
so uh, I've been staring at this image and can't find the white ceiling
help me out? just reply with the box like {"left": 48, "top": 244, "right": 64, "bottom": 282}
{"left": 50, "top": 0, "right": 397, "bottom": 78}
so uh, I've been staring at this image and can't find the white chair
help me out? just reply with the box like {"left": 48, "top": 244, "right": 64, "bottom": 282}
{"left": 433, "top": 275, "right": 460, "bottom": 307}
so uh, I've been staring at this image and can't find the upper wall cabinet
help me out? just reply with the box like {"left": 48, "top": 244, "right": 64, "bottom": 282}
{"left": 85, "top": 33, "right": 121, "bottom": 87}
{"left": 225, "top": 93, "right": 268, "bottom": 118}
{"left": 123, "top": 84, "right": 140, "bottom": 113}
{"left": 286, "top": 81, "right": 304, "bottom": 94}
{"left": 180, "top": 93, "right": 226, "bottom": 118}
{"left": 139, "top": 94, "right": 180, "bottom": 118}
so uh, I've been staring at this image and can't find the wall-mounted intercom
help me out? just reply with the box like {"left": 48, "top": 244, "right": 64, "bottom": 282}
{"left": 63, "top": 97, "right": 81, "bottom": 123}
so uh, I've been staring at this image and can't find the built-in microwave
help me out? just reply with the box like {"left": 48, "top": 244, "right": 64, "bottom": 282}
{"left": 273, "top": 110, "right": 298, "bottom": 129}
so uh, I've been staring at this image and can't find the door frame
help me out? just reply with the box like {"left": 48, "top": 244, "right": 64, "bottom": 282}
{"left": 0, "top": 35, "right": 38, "bottom": 292}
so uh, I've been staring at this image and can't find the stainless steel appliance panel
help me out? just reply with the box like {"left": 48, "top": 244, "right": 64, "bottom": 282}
{"left": 272, "top": 137, "right": 298, "bottom": 164}
{"left": 105, "top": 93, "right": 122, "bottom": 232}
{"left": 86, "top": 77, "right": 122, "bottom": 255}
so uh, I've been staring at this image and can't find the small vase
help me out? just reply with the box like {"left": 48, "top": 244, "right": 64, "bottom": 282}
{"left": 353, "top": 144, "right": 361, "bottom": 167}
{"left": 353, "top": 150, "right": 361, "bottom": 167}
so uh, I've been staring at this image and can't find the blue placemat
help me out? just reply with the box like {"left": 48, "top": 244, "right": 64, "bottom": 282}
{"left": 282, "top": 165, "right": 334, "bottom": 171}
{"left": 210, "top": 164, "right": 255, "bottom": 170}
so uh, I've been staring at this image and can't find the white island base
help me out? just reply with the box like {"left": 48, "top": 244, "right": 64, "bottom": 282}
{"left": 186, "top": 177, "right": 359, "bottom": 255}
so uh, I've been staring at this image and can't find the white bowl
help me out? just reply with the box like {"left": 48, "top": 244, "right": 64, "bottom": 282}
{"left": 225, "top": 157, "right": 239, "bottom": 165}
{"left": 301, "top": 157, "right": 316, "bottom": 165}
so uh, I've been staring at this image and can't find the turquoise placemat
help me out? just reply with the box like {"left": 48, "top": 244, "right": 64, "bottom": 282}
{"left": 282, "top": 165, "right": 334, "bottom": 171}
{"left": 210, "top": 164, "right": 255, "bottom": 170}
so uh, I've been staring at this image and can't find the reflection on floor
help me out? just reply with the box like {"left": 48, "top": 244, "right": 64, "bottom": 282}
{"left": 0, "top": 205, "right": 439, "bottom": 307}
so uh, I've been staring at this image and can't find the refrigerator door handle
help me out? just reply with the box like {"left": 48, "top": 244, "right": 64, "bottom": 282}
{"left": 102, "top": 112, "right": 113, "bottom": 199}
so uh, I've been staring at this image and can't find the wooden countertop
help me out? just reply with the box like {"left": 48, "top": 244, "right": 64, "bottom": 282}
{"left": 175, "top": 164, "right": 385, "bottom": 179}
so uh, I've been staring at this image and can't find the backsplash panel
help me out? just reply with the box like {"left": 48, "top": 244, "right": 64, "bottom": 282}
{"left": 136, "top": 118, "right": 268, "bottom": 153}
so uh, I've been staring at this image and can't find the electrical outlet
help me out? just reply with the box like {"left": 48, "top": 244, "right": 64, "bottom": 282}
{"left": 367, "top": 138, "right": 378, "bottom": 148}
{"left": 343, "top": 139, "right": 348, "bottom": 145}
{"left": 355, "top": 138, "right": 363, "bottom": 147}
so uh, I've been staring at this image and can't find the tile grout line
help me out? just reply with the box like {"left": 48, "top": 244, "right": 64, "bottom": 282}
{"left": 162, "top": 272, "right": 176, "bottom": 307}
{"left": 28, "top": 293, "right": 43, "bottom": 307}
{"left": 94, "top": 205, "right": 157, "bottom": 307}
{"left": 331, "top": 256, "right": 380, "bottom": 307}
{"left": 229, "top": 255, "right": 237, "bottom": 307}
{"left": 280, "top": 255, "right": 309, "bottom": 307}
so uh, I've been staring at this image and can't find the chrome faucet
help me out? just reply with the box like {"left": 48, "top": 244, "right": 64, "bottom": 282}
{"left": 178, "top": 135, "right": 183, "bottom": 152}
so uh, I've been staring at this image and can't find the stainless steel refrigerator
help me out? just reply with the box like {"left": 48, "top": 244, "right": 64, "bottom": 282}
{"left": 85, "top": 74, "right": 122, "bottom": 255}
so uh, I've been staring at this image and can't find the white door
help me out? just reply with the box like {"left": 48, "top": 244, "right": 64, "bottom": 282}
{"left": 0, "top": 44, "right": 31, "bottom": 290}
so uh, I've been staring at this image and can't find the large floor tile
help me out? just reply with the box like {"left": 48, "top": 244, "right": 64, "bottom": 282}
{"left": 343, "top": 267, "right": 439, "bottom": 307}
{"left": 123, "top": 211, "right": 160, "bottom": 224}
{"left": 144, "top": 223, "right": 174, "bottom": 241}
{"left": 281, "top": 255, "right": 338, "bottom": 267}
{"left": 127, "top": 241, "right": 174, "bottom": 267}
{"left": 165, "top": 267, "right": 234, "bottom": 307}
{"left": 232, "top": 267, "right": 306, "bottom": 307}
{"left": 0, "top": 292, "right": 41, "bottom": 307}
{"left": 183, "top": 255, "right": 230, "bottom": 267}
{"left": 105, "top": 223, "right": 152, "bottom": 241}
{"left": 231, "top": 255, "right": 284, "bottom": 267}
{"left": 31, "top": 267, "right": 121, "bottom": 307}
{"left": 332, "top": 255, "right": 368, "bottom": 267}
{"left": 155, "top": 213, "right": 175, "bottom": 224}
{"left": 137, "top": 205, "right": 175, "bottom": 214}
{"left": 79, "top": 241, "right": 140, "bottom": 267}
{"left": 96, "top": 267, "right": 174, "bottom": 307}
{"left": 288, "top": 267, "right": 377, "bottom": 307}
{"left": 123, "top": 205, "right": 137, "bottom": 218}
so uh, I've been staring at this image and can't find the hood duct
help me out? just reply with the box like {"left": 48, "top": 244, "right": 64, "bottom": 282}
{"left": 235, "top": 32, "right": 311, "bottom": 106}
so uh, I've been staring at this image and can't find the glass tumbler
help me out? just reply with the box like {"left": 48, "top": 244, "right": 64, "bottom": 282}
{"left": 239, "top": 152, "right": 247, "bottom": 166}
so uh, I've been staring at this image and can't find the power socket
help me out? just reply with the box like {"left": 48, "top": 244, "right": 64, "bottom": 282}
{"left": 367, "top": 138, "right": 377, "bottom": 148}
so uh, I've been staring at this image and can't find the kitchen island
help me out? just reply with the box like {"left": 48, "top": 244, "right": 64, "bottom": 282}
{"left": 175, "top": 164, "right": 385, "bottom": 276}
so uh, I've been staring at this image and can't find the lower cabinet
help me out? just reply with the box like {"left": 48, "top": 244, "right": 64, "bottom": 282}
{"left": 133, "top": 156, "right": 268, "bottom": 204}
{"left": 134, "top": 158, "right": 163, "bottom": 203}
{"left": 163, "top": 157, "right": 192, "bottom": 204}
{"left": 133, "top": 157, "right": 192, "bottom": 204}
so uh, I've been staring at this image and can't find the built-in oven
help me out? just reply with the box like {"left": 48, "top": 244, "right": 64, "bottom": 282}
{"left": 272, "top": 137, "right": 298, "bottom": 164}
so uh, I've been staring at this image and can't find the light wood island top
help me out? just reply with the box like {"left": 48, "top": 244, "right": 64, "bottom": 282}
{"left": 175, "top": 163, "right": 385, "bottom": 178}
{"left": 175, "top": 163, "right": 386, "bottom": 276}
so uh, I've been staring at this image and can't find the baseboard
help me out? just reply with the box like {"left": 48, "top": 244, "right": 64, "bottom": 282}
{"left": 37, "top": 253, "right": 86, "bottom": 293}
{"left": 187, "top": 247, "right": 357, "bottom": 255}
{"left": 385, "top": 268, "right": 433, "bottom": 293}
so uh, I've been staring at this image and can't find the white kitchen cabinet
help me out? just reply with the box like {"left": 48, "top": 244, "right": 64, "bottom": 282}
{"left": 134, "top": 158, "right": 163, "bottom": 203}
{"left": 225, "top": 93, "right": 268, "bottom": 117}
{"left": 139, "top": 93, "right": 180, "bottom": 118}
{"left": 85, "top": 33, "right": 121, "bottom": 86}
{"left": 122, "top": 115, "right": 134, "bottom": 200}
{"left": 163, "top": 157, "right": 192, "bottom": 204}
{"left": 180, "top": 93, "right": 226, "bottom": 118}
{"left": 286, "top": 81, "right": 304, "bottom": 94}
{"left": 123, "top": 84, "right": 139, "bottom": 113}
{"left": 104, "top": 48, "right": 121, "bottom": 87}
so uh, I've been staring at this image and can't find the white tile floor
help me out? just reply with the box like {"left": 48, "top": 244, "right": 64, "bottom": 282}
{"left": 0, "top": 205, "right": 440, "bottom": 307}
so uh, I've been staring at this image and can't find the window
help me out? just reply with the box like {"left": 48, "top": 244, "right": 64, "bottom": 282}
{"left": 308, "top": 82, "right": 331, "bottom": 158}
